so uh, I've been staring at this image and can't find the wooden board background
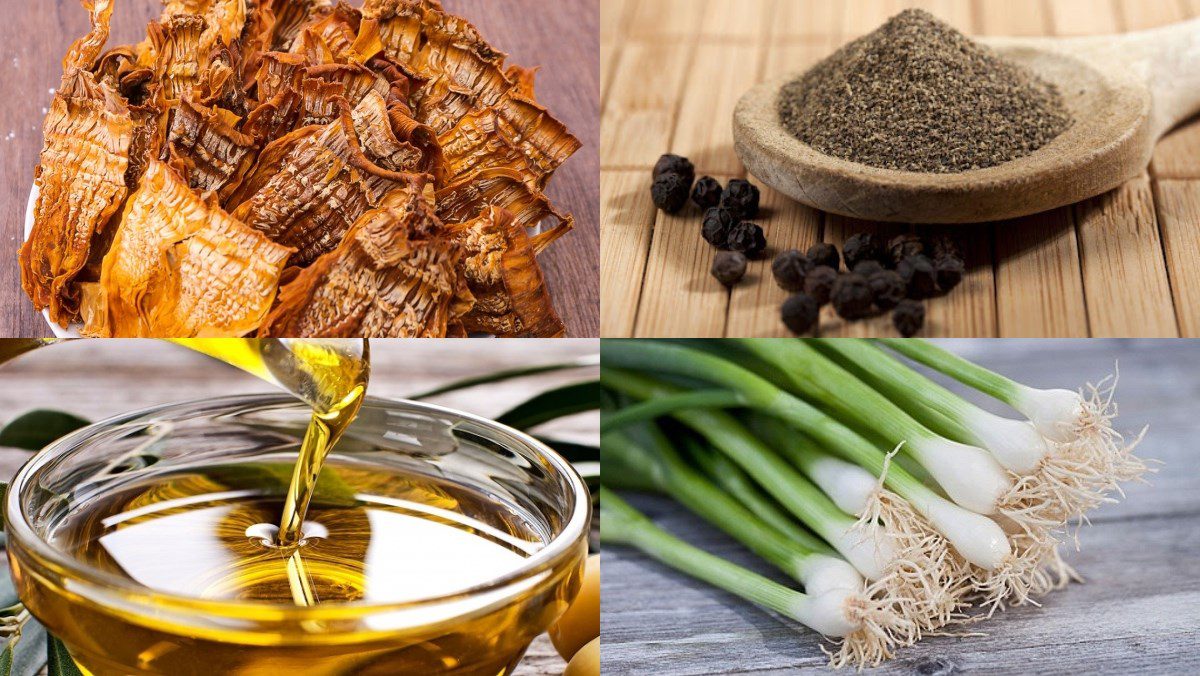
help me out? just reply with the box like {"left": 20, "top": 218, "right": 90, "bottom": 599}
{"left": 600, "top": 339, "right": 1200, "bottom": 674}
{"left": 0, "top": 339, "right": 600, "bottom": 676}
{"left": 601, "top": 0, "right": 1200, "bottom": 338}
{"left": 0, "top": 0, "right": 600, "bottom": 338}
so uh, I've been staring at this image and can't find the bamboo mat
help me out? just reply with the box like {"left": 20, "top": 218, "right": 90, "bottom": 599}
{"left": 601, "top": 0, "right": 1200, "bottom": 338}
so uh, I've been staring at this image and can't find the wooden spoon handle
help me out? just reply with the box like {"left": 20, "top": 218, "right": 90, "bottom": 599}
{"left": 1114, "top": 18, "right": 1200, "bottom": 139}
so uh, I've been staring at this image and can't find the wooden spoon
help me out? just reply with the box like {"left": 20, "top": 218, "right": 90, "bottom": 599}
{"left": 732, "top": 19, "right": 1200, "bottom": 224}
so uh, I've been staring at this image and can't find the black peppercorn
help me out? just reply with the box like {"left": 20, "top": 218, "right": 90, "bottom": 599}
{"left": 852, "top": 260, "right": 885, "bottom": 278}
{"left": 868, "top": 270, "right": 906, "bottom": 310}
{"left": 807, "top": 242, "right": 840, "bottom": 270}
{"left": 720, "top": 179, "right": 760, "bottom": 219}
{"left": 711, "top": 251, "right": 748, "bottom": 287}
{"left": 726, "top": 222, "right": 767, "bottom": 259}
{"left": 893, "top": 299, "right": 926, "bottom": 337}
{"left": 804, "top": 265, "right": 838, "bottom": 305}
{"left": 701, "top": 207, "right": 738, "bottom": 248}
{"left": 781, "top": 294, "right": 820, "bottom": 335}
{"left": 897, "top": 254, "right": 938, "bottom": 299}
{"left": 831, "top": 273, "right": 875, "bottom": 320}
{"left": 772, "top": 250, "right": 812, "bottom": 292}
{"left": 930, "top": 235, "right": 963, "bottom": 261}
{"left": 887, "top": 233, "right": 926, "bottom": 268}
{"left": 691, "top": 176, "right": 723, "bottom": 210}
{"left": 935, "top": 255, "right": 965, "bottom": 293}
{"left": 653, "top": 154, "right": 695, "bottom": 185}
{"left": 843, "top": 233, "right": 884, "bottom": 269}
{"left": 651, "top": 173, "right": 691, "bottom": 213}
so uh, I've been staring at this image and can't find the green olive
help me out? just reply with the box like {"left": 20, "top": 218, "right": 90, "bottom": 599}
{"left": 563, "top": 637, "right": 599, "bottom": 676}
{"left": 549, "top": 554, "right": 600, "bottom": 660}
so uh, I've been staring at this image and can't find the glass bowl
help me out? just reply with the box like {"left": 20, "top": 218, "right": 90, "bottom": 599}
{"left": 4, "top": 394, "right": 591, "bottom": 676}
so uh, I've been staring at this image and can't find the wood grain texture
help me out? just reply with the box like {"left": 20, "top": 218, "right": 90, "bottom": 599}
{"left": 601, "top": 0, "right": 1200, "bottom": 338}
{"left": 600, "top": 171, "right": 658, "bottom": 336}
{"left": 0, "top": 0, "right": 599, "bottom": 338}
{"left": 1154, "top": 180, "right": 1200, "bottom": 337}
{"left": 1074, "top": 174, "right": 1177, "bottom": 336}
{"left": 601, "top": 339, "right": 1200, "bottom": 674}
{"left": 0, "top": 338, "right": 599, "bottom": 676}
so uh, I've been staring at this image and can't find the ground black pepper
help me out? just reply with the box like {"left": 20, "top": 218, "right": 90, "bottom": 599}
{"left": 893, "top": 299, "right": 926, "bottom": 336}
{"left": 772, "top": 250, "right": 812, "bottom": 292}
{"left": 843, "top": 233, "right": 884, "bottom": 270}
{"left": 804, "top": 266, "right": 838, "bottom": 305}
{"left": 935, "top": 256, "right": 965, "bottom": 292}
{"left": 653, "top": 154, "right": 695, "bottom": 184}
{"left": 781, "top": 294, "right": 820, "bottom": 335}
{"left": 727, "top": 222, "right": 767, "bottom": 259}
{"left": 806, "top": 242, "right": 840, "bottom": 270}
{"left": 702, "top": 207, "right": 738, "bottom": 248}
{"left": 721, "top": 180, "right": 761, "bottom": 219}
{"left": 691, "top": 176, "right": 723, "bottom": 210}
{"left": 832, "top": 273, "right": 875, "bottom": 319}
{"left": 651, "top": 174, "right": 691, "bottom": 213}
{"left": 869, "top": 270, "right": 906, "bottom": 310}
{"left": 711, "top": 251, "right": 748, "bottom": 287}
{"left": 777, "top": 9, "right": 1072, "bottom": 173}
{"left": 898, "top": 254, "right": 938, "bottom": 299}
{"left": 887, "top": 234, "right": 926, "bottom": 267}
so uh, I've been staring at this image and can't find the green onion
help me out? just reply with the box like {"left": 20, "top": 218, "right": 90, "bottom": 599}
{"left": 875, "top": 338, "right": 1148, "bottom": 513}
{"left": 600, "top": 389, "right": 743, "bottom": 434}
{"left": 684, "top": 437, "right": 831, "bottom": 554}
{"left": 602, "top": 367, "right": 895, "bottom": 581}
{"left": 815, "top": 339, "right": 1048, "bottom": 473}
{"left": 599, "top": 488, "right": 850, "bottom": 632}
{"left": 601, "top": 341, "right": 1013, "bottom": 571}
{"left": 877, "top": 339, "right": 1097, "bottom": 444}
{"left": 731, "top": 339, "right": 1012, "bottom": 517}
{"left": 603, "top": 428, "right": 845, "bottom": 586}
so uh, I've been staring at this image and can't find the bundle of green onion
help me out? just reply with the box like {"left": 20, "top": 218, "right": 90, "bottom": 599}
{"left": 600, "top": 339, "right": 1147, "bottom": 669}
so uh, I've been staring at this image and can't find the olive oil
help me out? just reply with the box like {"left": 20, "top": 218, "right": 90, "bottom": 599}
{"left": 2, "top": 339, "right": 588, "bottom": 674}
{"left": 169, "top": 339, "right": 369, "bottom": 546}
{"left": 167, "top": 339, "right": 370, "bottom": 608}
{"left": 52, "top": 462, "right": 541, "bottom": 605}
{"left": 28, "top": 459, "right": 568, "bottom": 675}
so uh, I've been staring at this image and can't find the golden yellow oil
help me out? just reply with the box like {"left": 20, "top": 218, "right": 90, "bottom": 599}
{"left": 170, "top": 339, "right": 369, "bottom": 546}
{"left": 17, "top": 460, "right": 578, "bottom": 675}
{"left": 3, "top": 339, "right": 586, "bottom": 674}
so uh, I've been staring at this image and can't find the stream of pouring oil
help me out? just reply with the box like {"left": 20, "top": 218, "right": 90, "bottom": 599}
{"left": 1, "top": 338, "right": 370, "bottom": 606}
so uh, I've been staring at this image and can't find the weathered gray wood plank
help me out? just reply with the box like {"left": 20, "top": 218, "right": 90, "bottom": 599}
{"left": 601, "top": 340, "right": 1200, "bottom": 674}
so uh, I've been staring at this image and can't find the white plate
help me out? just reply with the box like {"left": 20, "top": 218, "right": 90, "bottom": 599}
{"left": 24, "top": 185, "right": 81, "bottom": 338}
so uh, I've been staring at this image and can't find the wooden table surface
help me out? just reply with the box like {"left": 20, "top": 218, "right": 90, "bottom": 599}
{"left": 0, "top": 338, "right": 600, "bottom": 676}
{"left": 601, "top": 0, "right": 1200, "bottom": 338}
{"left": 600, "top": 339, "right": 1200, "bottom": 674}
{"left": 0, "top": 0, "right": 600, "bottom": 338}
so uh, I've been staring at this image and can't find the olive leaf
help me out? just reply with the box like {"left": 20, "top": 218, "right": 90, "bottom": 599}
{"left": 0, "top": 411, "right": 91, "bottom": 452}
{"left": 409, "top": 355, "right": 598, "bottom": 400}
{"left": 496, "top": 380, "right": 601, "bottom": 431}
{"left": 46, "top": 635, "right": 81, "bottom": 676}
{"left": 534, "top": 437, "right": 599, "bottom": 464}
{"left": 9, "top": 621, "right": 45, "bottom": 676}
{"left": 0, "top": 570, "right": 47, "bottom": 676}
{"left": 0, "top": 566, "right": 17, "bottom": 612}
